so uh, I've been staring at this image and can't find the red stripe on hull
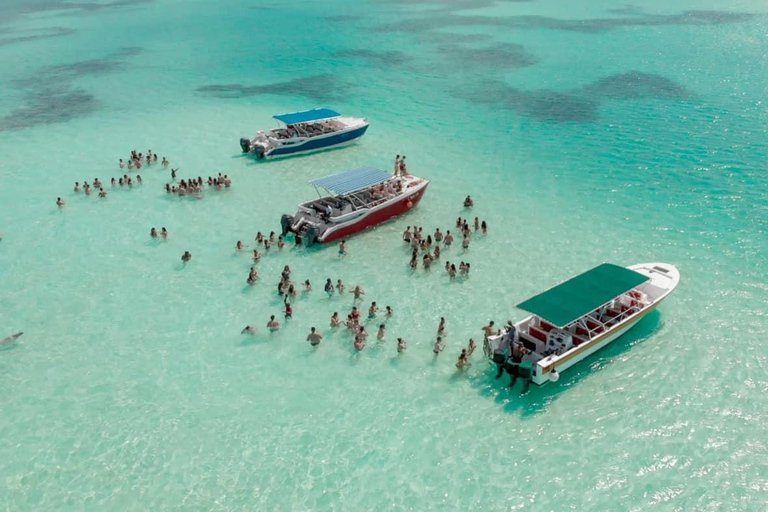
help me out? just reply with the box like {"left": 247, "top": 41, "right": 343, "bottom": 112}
{"left": 319, "top": 184, "right": 429, "bottom": 244}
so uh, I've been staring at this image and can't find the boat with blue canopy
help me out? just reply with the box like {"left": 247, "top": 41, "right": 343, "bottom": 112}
{"left": 240, "top": 108, "right": 369, "bottom": 159}
{"left": 281, "top": 165, "right": 429, "bottom": 245}
{"left": 485, "top": 262, "right": 680, "bottom": 388}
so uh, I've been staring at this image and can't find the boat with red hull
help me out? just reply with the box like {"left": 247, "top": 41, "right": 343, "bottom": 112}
{"left": 281, "top": 166, "right": 429, "bottom": 246}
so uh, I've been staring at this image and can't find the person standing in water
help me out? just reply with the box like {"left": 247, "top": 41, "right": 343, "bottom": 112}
{"left": 433, "top": 336, "right": 445, "bottom": 355}
{"left": 56, "top": 197, "right": 65, "bottom": 208}
{"left": 437, "top": 317, "right": 446, "bottom": 336}
{"left": 330, "top": 312, "right": 341, "bottom": 327}
{"left": 338, "top": 239, "right": 347, "bottom": 258}
{"left": 307, "top": 327, "right": 323, "bottom": 346}
{"left": 456, "top": 349, "right": 470, "bottom": 370}
{"left": 377, "top": 324, "right": 386, "bottom": 341}
{"left": 397, "top": 337, "right": 407, "bottom": 353}
{"left": 324, "top": 278, "right": 334, "bottom": 296}
{"left": 181, "top": 251, "right": 192, "bottom": 262}
{"left": 267, "top": 315, "right": 280, "bottom": 332}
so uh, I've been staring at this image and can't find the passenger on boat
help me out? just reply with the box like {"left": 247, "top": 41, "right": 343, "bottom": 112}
{"left": 394, "top": 155, "right": 401, "bottom": 176}
{"left": 399, "top": 156, "right": 408, "bottom": 176}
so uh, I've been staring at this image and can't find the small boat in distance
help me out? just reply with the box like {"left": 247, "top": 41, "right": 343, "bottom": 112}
{"left": 281, "top": 166, "right": 429, "bottom": 246}
{"left": 486, "top": 262, "right": 680, "bottom": 387}
{"left": 240, "top": 108, "right": 369, "bottom": 159}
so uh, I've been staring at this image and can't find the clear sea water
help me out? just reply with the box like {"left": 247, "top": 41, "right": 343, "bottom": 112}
{"left": 1, "top": 0, "right": 767, "bottom": 510}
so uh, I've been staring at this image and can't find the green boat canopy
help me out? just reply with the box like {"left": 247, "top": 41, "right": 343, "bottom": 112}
{"left": 516, "top": 263, "right": 649, "bottom": 328}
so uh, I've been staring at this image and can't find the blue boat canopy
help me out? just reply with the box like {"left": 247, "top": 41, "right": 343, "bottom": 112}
{"left": 273, "top": 108, "right": 340, "bottom": 125}
{"left": 310, "top": 167, "right": 391, "bottom": 195}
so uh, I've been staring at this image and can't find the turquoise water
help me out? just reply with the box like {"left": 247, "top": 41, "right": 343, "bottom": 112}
{"left": 1, "top": 0, "right": 768, "bottom": 510}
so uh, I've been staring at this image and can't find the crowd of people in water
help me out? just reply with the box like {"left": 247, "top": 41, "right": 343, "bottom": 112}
{"left": 164, "top": 172, "right": 232, "bottom": 197}
{"left": 237, "top": 260, "right": 483, "bottom": 368}
{"left": 401, "top": 214, "right": 487, "bottom": 275}
{"left": 56, "top": 149, "right": 167, "bottom": 207}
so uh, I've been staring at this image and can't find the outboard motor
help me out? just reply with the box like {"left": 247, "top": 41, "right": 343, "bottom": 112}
{"left": 304, "top": 226, "right": 318, "bottom": 246}
{"left": 280, "top": 214, "right": 294, "bottom": 236}
{"left": 239, "top": 137, "right": 251, "bottom": 153}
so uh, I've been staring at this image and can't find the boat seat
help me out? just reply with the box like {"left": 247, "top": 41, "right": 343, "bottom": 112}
{"left": 586, "top": 320, "right": 604, "bottom": 334}
{"left": 575, "top": 326, "right": 589, "bottom": 337}
{"left": 529, "top": 327, "right": 547, "bottom": 343}
{"left": 540, "top": 320, "right": 555, "bottom": 332}
{"left": 572, "top": 335, "right": 587, "bottom": 346}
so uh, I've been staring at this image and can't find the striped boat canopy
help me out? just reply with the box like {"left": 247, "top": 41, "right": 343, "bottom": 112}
{"left": 310, "top": 167, "right": 391, "bottom": 195}
{"left": 273, "top": 108, "right": 340, "bottom": 125}
{"left": 516, "top": 263, "right": 649, "bottom": 328}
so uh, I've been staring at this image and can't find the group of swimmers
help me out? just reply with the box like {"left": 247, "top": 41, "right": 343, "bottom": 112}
{"left": 402, "top": 218, "right": 486, "bottom": 272}
{"left": 164, "top": 173, "right": 231, "bottom": 197}
{"left": 118, "top": 149, "right": 168, "bottom": 170}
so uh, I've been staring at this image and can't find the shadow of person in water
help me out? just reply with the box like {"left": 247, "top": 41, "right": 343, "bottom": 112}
{"left": 470, "top": 310, "right": 662, "bottom": 418}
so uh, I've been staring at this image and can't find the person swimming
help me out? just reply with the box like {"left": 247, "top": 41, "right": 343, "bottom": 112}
{"left": 463, "top": 195, "right": 474, "bottom": 208}
{"left": 386, "top": 306, "right": 394, "bottom": 317}
{"left": 181, "top": 251, "right": 192, "bottom": 262}
{"left": 397, "top": 337, "right": 407, "bottom": 352}
{"left": 241, "top": 325, "right": 257, "bottom": 335}
{"left": 267, "top": 315, "right": 280, "bottom": 331}
{"left": 74, "top": 182, "right": 80, "bottom": 192}
{"left": 304, "top": 280, "right": 312, "bottom": 292}
{"left": 438, "top": 317, "right": 446, "bottom": 336}
{"left": 161, "top": 227, "right": 168, "bottom": 239}
{"left": 236, "top": 240, "right": 244, "bottom": 251}
{"left": 307, "top": 327, "right": 323, "bottom": 346}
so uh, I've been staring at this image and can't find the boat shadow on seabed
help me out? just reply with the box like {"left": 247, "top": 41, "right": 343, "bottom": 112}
{"left": 471, "top": 310, "right": 662, "bottom": 418}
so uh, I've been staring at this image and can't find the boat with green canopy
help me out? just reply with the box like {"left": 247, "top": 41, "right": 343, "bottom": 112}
{"left": 485, "top": 262, "right": 680, "bottom": 387}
